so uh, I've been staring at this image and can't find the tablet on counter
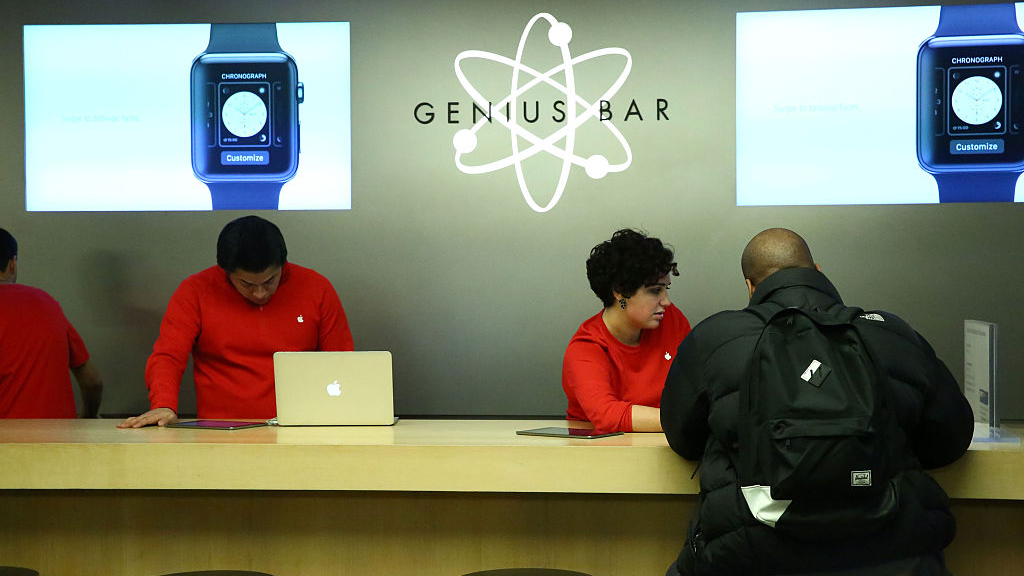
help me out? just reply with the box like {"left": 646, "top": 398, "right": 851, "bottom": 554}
{"left": 516, "top": 426, "right": 623, "bottom": 439}
{"left": 165, "top": 419, "right": 268, "bottom": 430}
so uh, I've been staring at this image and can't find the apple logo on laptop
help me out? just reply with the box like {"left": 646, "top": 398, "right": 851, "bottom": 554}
{"left": 326, "top": 380, "right": 342, "bottom": 397}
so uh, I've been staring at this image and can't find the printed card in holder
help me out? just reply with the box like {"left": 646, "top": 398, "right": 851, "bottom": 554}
{"left": 964, "top": 320, "right": 1018, "bottom": 443}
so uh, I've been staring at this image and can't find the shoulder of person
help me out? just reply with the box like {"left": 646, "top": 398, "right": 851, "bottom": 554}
{"left": 176, "top": 265, "right": 223, "bottom": 295}
{"left": 5, "top": 284, "right": 65, "bottom": 316}
{"left": 852, "top": 308, "right": 917, "bottom": 338}
{"left": 284, "top": 262, "right": 335, "bottom": 286}
{"left": 184, "top": 265, "right": 221, "bottom": 284}
{"left": 683, "top": 308, "right": 762, "bottom": 352}
{"left": 695, "top": 308, "right": 762, "bottom": 331}
{"left": 566, "top": 311, "right": 611, "bottom": 347}
{"left": 5, "top": 283, "right": 57, "bottom": 302}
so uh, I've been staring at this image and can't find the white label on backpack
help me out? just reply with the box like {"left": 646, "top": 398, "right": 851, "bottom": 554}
{"left": 851, "top": 470, "right": 872, "bottom": 486}
{"left": 740, "top": 485, "right": 793, "bottom": 528}
{"left": 859, "top": 313, "right": 884, "bottom": 322}
{"left": 800, "top": 360, "right": 822, "bottom": 382}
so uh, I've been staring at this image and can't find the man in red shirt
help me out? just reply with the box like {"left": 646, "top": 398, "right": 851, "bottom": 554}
{"left": 119, "top": 216, "right": 354, "bottom": 427}
{"left": 0, "top": 228, "right": 103, "bottom": 418}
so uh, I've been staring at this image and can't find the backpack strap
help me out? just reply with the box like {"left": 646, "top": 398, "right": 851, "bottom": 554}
{"left": 832, "top": 305, "right": 866, "bottom": 325}
{"left": 746, "top": 302, "right": 865, "bottom": 326}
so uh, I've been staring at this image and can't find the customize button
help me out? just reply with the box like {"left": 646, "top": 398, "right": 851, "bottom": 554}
{"left": 950, "top": 139, "right": 1004, "bottom": 155}
{"left": 221, "top": 151, "right": 270, "bottom": 165}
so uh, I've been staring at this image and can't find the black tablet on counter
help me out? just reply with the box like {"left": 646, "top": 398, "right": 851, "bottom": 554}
{"left": 516, "top": 427, "right": 623, "bottom": 439}
{"left": 165, "top": 420, "right": 268, "bottom": 430}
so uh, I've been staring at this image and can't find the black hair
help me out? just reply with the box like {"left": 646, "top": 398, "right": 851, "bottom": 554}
{"left": 216, "top": 216, "right": 288, "bottom": 273}
{"left": 0, "top": 228, "right": 16, "bottom": 269}
{"left": 586, "top": 229, "right": 678, "bottom": 308}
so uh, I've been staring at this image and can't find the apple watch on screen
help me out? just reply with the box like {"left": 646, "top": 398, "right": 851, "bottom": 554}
{"left": 917, "top": 3, "right": 1024, "bottom": 203}
{"left": 190, "top": 23, "right": 303, "bottom": 210}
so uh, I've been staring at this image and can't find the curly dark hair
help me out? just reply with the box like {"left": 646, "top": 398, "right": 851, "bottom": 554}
{"left": 586, "top": 229, "right": 678, "bottom": 308}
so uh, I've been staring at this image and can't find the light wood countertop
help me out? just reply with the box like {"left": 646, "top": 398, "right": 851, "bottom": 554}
{"left": 0, "top": 419, "right": 1019, "bottom": 498}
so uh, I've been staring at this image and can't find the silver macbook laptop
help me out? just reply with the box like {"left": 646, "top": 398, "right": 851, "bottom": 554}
{"left": 273, "top": 351, "right": 396, "bottom": 426}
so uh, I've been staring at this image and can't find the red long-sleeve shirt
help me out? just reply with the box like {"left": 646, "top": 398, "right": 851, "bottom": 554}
{"left": 145, "top": 262, "right": 353, "bottom": 418}
{"left": 561, "top": 304, "right": 690, "bottom": 432}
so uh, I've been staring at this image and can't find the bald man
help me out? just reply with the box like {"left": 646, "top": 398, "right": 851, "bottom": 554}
{"left": 661, "top": 228, "right": 973, "bottom": 576}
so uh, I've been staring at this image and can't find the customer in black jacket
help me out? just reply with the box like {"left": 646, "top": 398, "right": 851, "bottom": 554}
{"left": 661, "top": 228, "right": 974, "bottom": 576}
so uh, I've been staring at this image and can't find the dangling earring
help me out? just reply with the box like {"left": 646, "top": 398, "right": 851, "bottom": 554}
{"left": 618, "top": 298, "right": 627, "bottom": 309}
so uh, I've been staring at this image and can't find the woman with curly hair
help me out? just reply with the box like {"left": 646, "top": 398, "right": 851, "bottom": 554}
{"left": 562, "top": 229, "right": 691, "bottom": 432}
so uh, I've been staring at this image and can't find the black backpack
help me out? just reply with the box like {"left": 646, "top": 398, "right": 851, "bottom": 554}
{"left": 737, "top": 302, "right": 900, "bottom": 539}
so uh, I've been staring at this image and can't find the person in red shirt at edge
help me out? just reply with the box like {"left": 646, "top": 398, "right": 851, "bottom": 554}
{"left": 562, "top": 229, "right": 691, "bottom": 432}
{"left": 0, "top": 228, "right": 104, "bottom": 418}
{"left": 118, "top": 215, "right": 354, "bottom": 428}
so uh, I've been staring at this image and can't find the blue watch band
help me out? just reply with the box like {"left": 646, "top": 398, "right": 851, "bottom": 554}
{"left": 934, "top": 172, "right": 1017, "bottom": 202}
{"left": 206, "top": 23, "right": 281, "bottom": 53}
{"left": 929, "top": 4, "right": 1022, "bottom": 202}
{"left": 935, "top": 3, "right": 1020, "bottom": 37}
{"left": 208, "top": 182, "right": 283, "bottom": 210}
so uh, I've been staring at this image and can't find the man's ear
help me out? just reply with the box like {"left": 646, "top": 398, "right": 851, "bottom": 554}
{"left": 814, "top": 262, "right": 821, "bottom": 272}
{"left": 745, "top": 278, "right": 755, "bottom": 300}
{"left": 2, "top": 256, "right": 15, "bottom": 276}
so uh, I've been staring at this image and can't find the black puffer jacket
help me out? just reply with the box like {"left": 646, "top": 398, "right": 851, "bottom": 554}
{"left": 661, "top": 267, "right": 974, "bottom": 576}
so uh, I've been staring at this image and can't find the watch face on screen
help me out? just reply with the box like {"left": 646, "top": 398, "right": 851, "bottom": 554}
{"left": 950, "top": 73, "right": 1003, "bottom": 128}
{"left": 221, "top": 89, "right": 269, "bottom": 140}
{"left": 191, "top": 53, "right": 301, "bottom": 182}
{"left": 918, "top": 35, "right": 1024, "bottom": 171}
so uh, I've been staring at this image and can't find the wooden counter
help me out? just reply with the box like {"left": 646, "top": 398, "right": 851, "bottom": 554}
{"left": 0, "top": 418, "right": 696, "bottom": 494}
{"left": 0, "top": 419, "right": 1021, "bottom": 576}
{"left": 1, "top": 419, "right": 1021, "bottom": 497}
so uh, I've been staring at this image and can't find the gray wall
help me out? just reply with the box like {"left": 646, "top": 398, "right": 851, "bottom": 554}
{"left": 3, "top": 0, "right": 1020, "bottom": 418}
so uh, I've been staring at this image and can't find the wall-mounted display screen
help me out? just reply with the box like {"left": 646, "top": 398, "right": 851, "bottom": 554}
{"left": 737, "top": 4, "right": 1024, "bottom": 205}
{"left": 24, "top": 22, "right": 351, "bottom": 211}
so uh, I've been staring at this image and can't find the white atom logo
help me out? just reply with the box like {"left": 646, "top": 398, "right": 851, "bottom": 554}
{"left": 453, "top": 13, "right": 633, "bottom": 213}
